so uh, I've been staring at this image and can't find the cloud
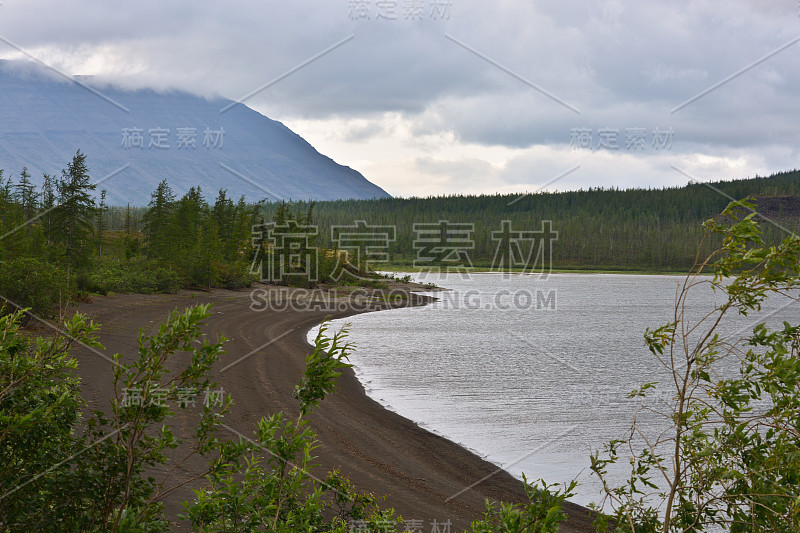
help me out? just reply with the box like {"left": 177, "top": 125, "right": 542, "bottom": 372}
{"left": 0, "top": 0, "right": 797, "bottom": 195}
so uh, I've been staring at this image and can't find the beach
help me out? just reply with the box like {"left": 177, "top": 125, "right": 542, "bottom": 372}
{"left": 69, "top": 284, "right": 596, "bottom": 532}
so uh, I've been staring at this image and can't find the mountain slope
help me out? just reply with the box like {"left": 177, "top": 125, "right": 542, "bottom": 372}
{"left": 0, "top": 61, "right": 390, "bottom": 205}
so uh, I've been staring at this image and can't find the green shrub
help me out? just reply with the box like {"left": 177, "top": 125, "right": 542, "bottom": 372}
{"left": 79, "top": 260, "right": 180, "bottom": 295}
{"left": 213, "top": 261, "right": 257, "bottom": 289}
{"left": 0, "top": 307, "right": 405, "bottom": 532}
{"left": 467, "top": 476, "right": 577, "bottom": 533}
{"left": 0, "top": 257, "right": 68, "bottom": 320}
{"left": 591, "top": 199, "right": 800, "bottom": 532}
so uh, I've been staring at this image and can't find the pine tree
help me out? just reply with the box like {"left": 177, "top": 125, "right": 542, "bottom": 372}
{"left": 96, "top": 189, "right": 108, "bottom": 260}
{"left": 273, "top": 200, "right": 288, "bottom": 225}
{"left": 193, "top": 215, "right": 222, "bottom": 289}
{"left": 14, "top": 167, "right": 37, "bottom": 226}
{"left": 143, "top": 180, "right": 175, "bottom": 264}
{"left": 124, "top": 203, "right": 132, "bottom": 235}
{"left": 232, "top": 195, "right": 254, "bottom": 261}
{"left": 0, "top": 173, "right": 17, "bottom": 240}
{"left": 40, "top": 173, "right": 56, "bottom": 246}
{"left": 0, "top": 170, "right": 8, "bottom": 240}
{"left": 122, "top": 203, "right": 140, "bottom": 260}
{"left": 53, "top": 151, "right": 97, "bottom": 286}
{"left": 170, "top": 186, "right": 208, "bottom": 277}
{"left": 212, "top": 189, "right": 235, "bottom": 260}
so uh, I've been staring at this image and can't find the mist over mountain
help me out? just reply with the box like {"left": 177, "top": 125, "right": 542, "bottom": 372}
{"left": 0, "top": 61, "right": 390, "bottom": 205}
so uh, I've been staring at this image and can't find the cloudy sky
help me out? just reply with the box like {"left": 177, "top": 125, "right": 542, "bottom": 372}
{"left": 1, "top": 0, "right": 798, "bottom": 197}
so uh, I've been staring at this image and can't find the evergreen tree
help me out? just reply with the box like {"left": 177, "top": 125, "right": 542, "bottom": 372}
{"left": 273, "top": 200, "right": 288, "bottom": 226}
{"left": 192, "top": 215, "right": 222, "bottom": 289}
{"left": 53, "top": 151, "right": 97, "bottom": 286}
{"left": 1, "top": 173, "right": 12, "bottom": 200}
{"left": 142, "top": 180, "right": 175, "bottom": 263}
{"left": 0, "top": 170, "right": 8, "bottom": 243}
{"left": 124, "top": 203, "right": 132, "bottom": 235}
{"left": 170, "top": 186, "right": 208, "bottom": 277}
{"left": 122, "top": 203, "right": 140, "bottom": 260}
{"left": 40, "top": 173, "right": 56, "bottom": 246}
{"left": 234, "top": 195, "right": 257, "bottom": 262}
{"left": 96, "top": 189, "right": 108, "bottom": 259}
{"left": 0, "top": 173, "right": 17, "bottom": 243}
{"left": 14, "top": 167, "right": 37, "bottom": 226}
{"left": 211, "top": 189, "right": 235, "bottom": 260}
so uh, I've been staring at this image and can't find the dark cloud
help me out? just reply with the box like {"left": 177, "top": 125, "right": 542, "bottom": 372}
{"left": 0, "top": 0, "right": 796, "bottom": 192}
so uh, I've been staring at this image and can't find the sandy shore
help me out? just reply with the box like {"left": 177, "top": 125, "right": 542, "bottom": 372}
{"left": 69, "top": 284, "right": 596, "bottom": 532}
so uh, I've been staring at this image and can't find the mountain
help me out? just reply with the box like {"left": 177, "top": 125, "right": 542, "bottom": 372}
{"left": 0, "top": 61, "right": 390, "bottom": 205}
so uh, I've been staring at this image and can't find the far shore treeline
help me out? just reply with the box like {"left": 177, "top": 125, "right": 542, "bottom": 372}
{"left": 258, "top": 170, "right": 800, "bottom": 270}
{"left": 1, "top": 150, "right": 799, "bottom": 318}
{"left": 101, "top": 169, "right": 800, "bottom": 271}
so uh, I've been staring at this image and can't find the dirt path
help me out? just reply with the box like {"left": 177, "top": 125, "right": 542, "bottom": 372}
{"left": 70, "top": 286, "right": 596, "bottom": 532}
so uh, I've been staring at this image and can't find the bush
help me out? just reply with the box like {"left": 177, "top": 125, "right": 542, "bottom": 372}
{"left": 467, "top": 476, "right": 577, "bottom": 533}
{"left": 0, "top": 257, "right": 68, "bottom": 320}
{"left": 79, "top": 260, "right": 180, "bottom": 295}
{"left": 213, "top": 261, "right": 257, "bottom": 290}
{"left": 0, "top": 307, "right": 403, "bottom": 532}
{"left": 591, "top": 199, "right": 800, "bottom": 532}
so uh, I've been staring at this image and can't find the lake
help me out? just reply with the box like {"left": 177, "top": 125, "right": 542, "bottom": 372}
{"left": 308, "top": 272, "right": 798, "bottom": 507}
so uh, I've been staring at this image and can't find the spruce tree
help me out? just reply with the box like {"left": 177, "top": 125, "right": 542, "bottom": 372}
{"left": 14, "top": 167, "right": 37, "bottom": 226}
{"left": 40, "top": 173, "right": 56, "bottom": 246}
{"left": 53, "top": 151, "right": 96, "bottom": 286}
{"left": 142, "top": 180, "right": 175, "bottom": 263}
{"left": 96, "top": 189, "right": 108, "bottom": 259}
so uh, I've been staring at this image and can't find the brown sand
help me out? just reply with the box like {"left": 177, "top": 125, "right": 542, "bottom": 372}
{"left": 69, "top": 285, "right": 596, "bottom": 532}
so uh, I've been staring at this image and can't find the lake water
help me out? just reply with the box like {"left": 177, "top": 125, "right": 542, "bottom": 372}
{"left": 307, "top": 272, "right": 798, "bottom": 507}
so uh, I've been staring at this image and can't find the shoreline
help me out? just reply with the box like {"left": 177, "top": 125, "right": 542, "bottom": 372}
{"left": 304, "top": 320, "right": 500, "bottom": 472}
{"left": 380, "top": 266, "right": 698, "bottom": 276}
{"left": 68, "top": 284, "right": 597, "bottom": 532}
